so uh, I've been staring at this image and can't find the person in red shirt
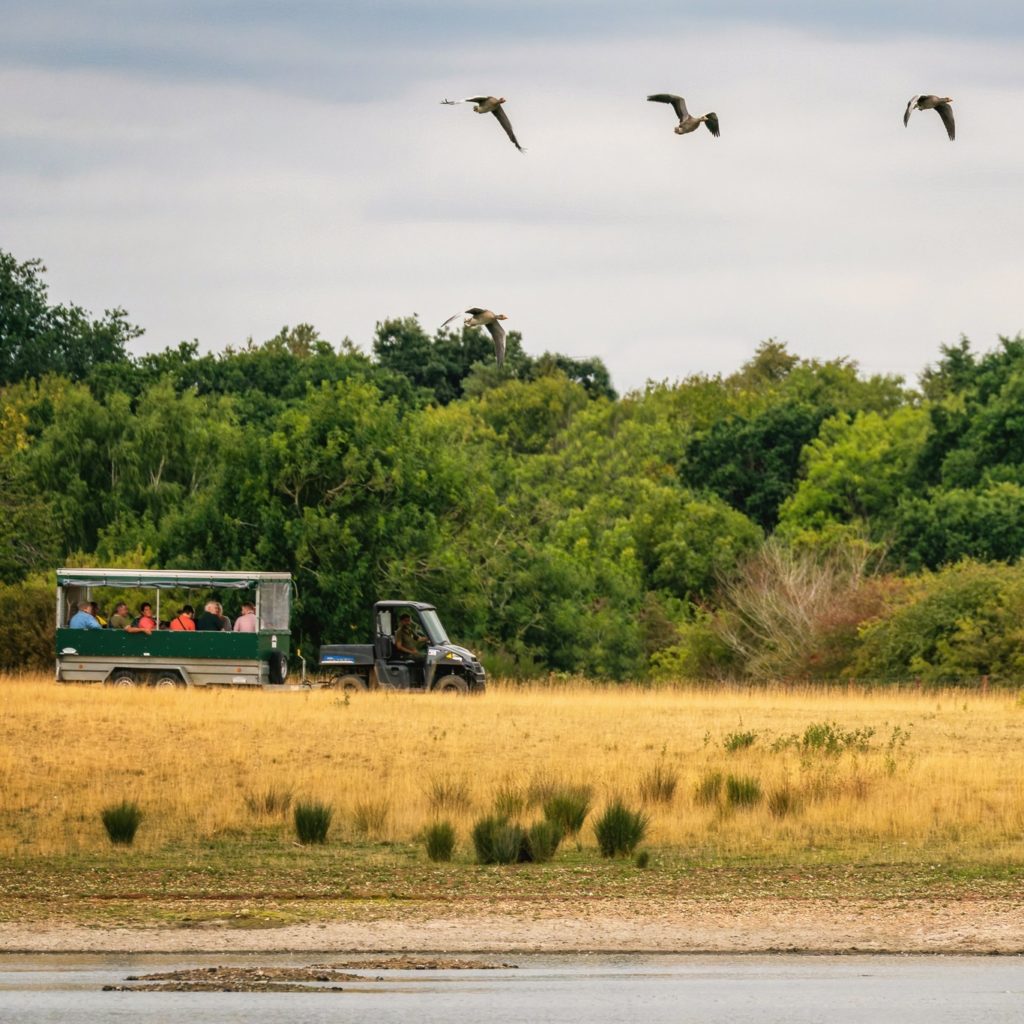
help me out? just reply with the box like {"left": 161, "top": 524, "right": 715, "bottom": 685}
{"left": 135, "top": 603, "right": 158, "bottom": 630}
{"left": 170, "top": 605, "right": 196, "bottom": 631}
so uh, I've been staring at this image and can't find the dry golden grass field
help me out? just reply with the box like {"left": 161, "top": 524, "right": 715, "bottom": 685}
{"left": 2, "top": 672, "right": 1024, "bottom": 866}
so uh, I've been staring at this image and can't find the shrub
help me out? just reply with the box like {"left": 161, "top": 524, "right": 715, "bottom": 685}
{"left": 471, "top": 815, "right": 526, "bottom": 865}
{"left": 542, "top": 786, "right": 592, "bottom": 838}
{"left": 638, "top": 762, "right": 677, "bottom": 804}
{"left": 767, "top": 785, "right": 800, "bottom": 818}
{"left": 694, "top": 770, "right": 724, "bottom": 806}
{"left": 634, "top": 849, "right": 651, "bottom": 869}
{"left": 725, "top": 774, "right": 763, "bottom": 808}
{"left": 593, "top": 800, "right": 649, "bottom": 857}
{"left": 801, "top": 721, "right": 874, "bottom": 755}
{"left": 524, "top": 819, "right": 562, "bottom": 863}
{"left": 101, "top": 801, "right": 143, "bottom": 846}
{"left": 723, "top": 730, "right": 757, "bottom": 752}
{"left": 244, "top": 787, "right": 293, "bottom": 817}
{"left": 427, "top": 777, "right": 472, "bottom": 813}
{"left": 424, "top": 820, "right": 457, "bottom": 862}
{"left": 294, "top": 800, "right": 333, "bottom": 845}
{"left": 352, "top": 798, "right": 390, "bottom": 838}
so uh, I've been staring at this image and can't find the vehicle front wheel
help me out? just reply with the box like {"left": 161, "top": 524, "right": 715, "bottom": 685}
{"left": 435, "top": 674, "right": 468, "bottom": 695}
{"left": 332, "top": 674, "right": 368, "bottom": 693}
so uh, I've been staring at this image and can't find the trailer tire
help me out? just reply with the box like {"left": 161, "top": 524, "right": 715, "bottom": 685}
{"left": 108, "top": 671, "right": 137, "bottom": 688}
{"left": 435, "top": 674, "right": 468, "bottom": 695}
{"left": 268, "top": 651, "right": 288, "bottom": 685}
{"left": 333, "top": 674, "right": 368, "bottom": 693}
{"left": 153, "top": 674, "right": 184, "bottom": 689}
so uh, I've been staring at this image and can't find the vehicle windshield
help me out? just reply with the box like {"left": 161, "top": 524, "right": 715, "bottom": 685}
{"left": 419, "top": 608, "right": 449, "bottom": 644}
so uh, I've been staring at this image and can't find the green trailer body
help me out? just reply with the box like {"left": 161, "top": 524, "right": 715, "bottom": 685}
{"left": 55, "top": 568, "right": 293, "bottom": 688}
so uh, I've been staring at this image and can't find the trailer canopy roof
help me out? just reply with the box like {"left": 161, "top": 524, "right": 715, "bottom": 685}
{"left": 57, "top": 568, "right": 291, "bottom": 589}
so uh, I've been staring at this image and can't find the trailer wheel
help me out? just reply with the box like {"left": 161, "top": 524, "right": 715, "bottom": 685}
{"left": 268, "top": 651, "right": 288, "bottom": 685}
{"left": 108, "top": 671, "right": 137, "bottom": 688}
{"left": 332, "top": 674, "right": 368, "bottom": 693}
{"left": 436, "top": 674, "right": 468, "bottom": 695}
{"left": 153, "top": 674, "right": 184, "bottom": 689}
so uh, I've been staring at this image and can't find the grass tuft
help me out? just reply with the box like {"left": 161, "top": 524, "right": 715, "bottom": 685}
{"left": 723, "top": 730, "right": 758, "bottom": 752}
{"left": 244, "top": 787, "right": 293, "bottom": 817}
{"left": 427, "top": 777, "right": 472, "bottom": 813}
{"left": 593, "top": 799, "right": 649, "bottom": 857}
{"left": 725, "top": 774, "right": 763, "bottom": 808}
{"left": 423, "top": 820, "right": 457, "bottom": 862}
{"left": 767, "top": 784, "right": 800, "bottom": 818}
{"left": 294, "top": 800, "right": 333, "bottom": 845}
{"left": 101, "top": 801, "right": 143, "bottom": 846}
{"left": 352, "top": 798, "right": 390, "bottom": 838}
{"left": 695, "top": 770, "right": 724, "bottom": 806}
{"left": 471, "top": 815, "right": 526, "bottom": 865}
{"left": 542, "top": 786, "right": 592, "bottom": 838}
{"left": 638, "top": 762, "right": 678, "bottom": 804}
{"left": 524, "top": 819, "right": 562, "bottom": 863}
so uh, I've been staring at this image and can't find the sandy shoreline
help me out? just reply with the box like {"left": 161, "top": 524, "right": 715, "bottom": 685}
{"left": 2, "top": 899, "right": 1022, "bottom": 955}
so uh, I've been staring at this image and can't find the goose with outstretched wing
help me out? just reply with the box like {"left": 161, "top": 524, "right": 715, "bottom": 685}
{"left": 904, "top": 95, "right": 955, "bottom": 141}
{"left": 441, "top": 96, "right": 524, "bottom": 152}
{"left": 647, "top": 93, "right": 720, "bottom": 137}
{"left": 440, "top": 307, "right": 509, "bottom": 365}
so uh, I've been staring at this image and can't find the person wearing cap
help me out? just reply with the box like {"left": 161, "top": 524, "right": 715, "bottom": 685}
{"left": 233, "top": 602, "right": 258, "bottom": 633}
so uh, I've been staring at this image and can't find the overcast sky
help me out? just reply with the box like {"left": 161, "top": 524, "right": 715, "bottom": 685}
{"left": 3, "top": 2, "right": 1023, "bottom": 393}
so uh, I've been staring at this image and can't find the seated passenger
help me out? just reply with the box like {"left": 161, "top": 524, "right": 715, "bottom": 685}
{"left": 194, "top": 601, "right": 225, "bottom": 631}
{"left": 215, "top": 601, "right": 232, "bottom": 631}
{"left": 170, "top": 605, "right": 196, "bottom": 631}
{"left": 394, "top": 612, "right": 427, "bottom": 665}
{"left": 233, "top": 601, "right": 257, "bottom": 633}
{"left": 69, "top": 603, "right": 101, "bottom": 630}
{"left": 108, "top": 602, "right": 132, "bottom": 630}
{"left": 134, "top": 603, "right": 157, "bottom": 631}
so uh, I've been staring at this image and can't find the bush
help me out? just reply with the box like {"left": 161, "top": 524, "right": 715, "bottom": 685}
{"left": 723, "top": 730, "right": 757, "bottom": 752}
{"left": 593, "top": 800, "right": 649, "bottom": 857}
{"left": 542, "top": 786, "right": 591, "bottom": 838}
{"left": 694, "top": 770, "right": 724, "bottom": 806}
{"left": 101, "top": 800, "right": 143, "bottom": 846}
{"left": 634, "top": 849, "right": 651, "bottom": 869}
{"left": 244, "top": 787, "right": 293, "bottom": 817}
{"left": 725, "top": 774, "right": 762, "bottom": 808}
{"left": 638, "top": 762, "right": 677, "bottom": 804}
{"left": 424, "top": 820, "right": 457, "bottom": 862}
{"left": 471, "top": 815, "right": 526, "bottom": 865}
{"left": 294, "top": 800, "right": 333, "bottom": 844}
{"left": 524, "top": 819, "right": 562, "bottom": 863}
{"left": 0, "top": 575, "right": 55, "bottom": 671}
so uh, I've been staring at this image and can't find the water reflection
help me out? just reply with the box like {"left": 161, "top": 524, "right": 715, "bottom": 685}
{"left": 1, "top": 952, "right": 1022, "bottom": 1024}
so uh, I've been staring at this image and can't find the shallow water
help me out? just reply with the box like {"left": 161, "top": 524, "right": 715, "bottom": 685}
{"left": 1, "top": 952, "right": 1022, "bottom": 1024}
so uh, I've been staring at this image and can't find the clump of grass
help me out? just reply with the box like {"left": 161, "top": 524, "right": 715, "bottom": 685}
{"left": 767, "top": 784, "right": 800, "bottom": 818}
{"left": 471, "top": 815, "right": 526, "bottom": 865}
{"left": 101, "top": 801, "right": 143, "bottom": 846}
{"left": 638, "top": 762, "right": 678, "bottom": 804}
{"left": 526, "top": 772, "right": 562, "bottom": 808}
{"left": 723, "top": 730, "right": 758, "bottom": 752}
{"left": 294, "top": 800, "right": 333, "bottom": 845}
{"left": 773, "top": 722, "right": 876, "bottom": 755}
{"left": 524, "top": 819, "right": 562, "bottom": 863}
{"left": 427, "top": 777, "right": 472, "bottom": 813}
{"left": 634, "top": 849, "right": 651, "bottom": 869}
{"left": 725, "top": 774, "right": 763, "bottom": 808}
{"left": 694, "top": 770, "right": 724, "bottom": 806}
{"left": 493, "top": 782, "right": 526, "bottom": 818}
{"left": 244, "top": 786, "right": 293, "bottom": 817}
{"left": 423, "top": 820, "right": 457, "bottom": 862}
{"left": 593, "top": 799, "right": 649, "bottom": 857}
{"left": 542, "top": 786, "right": 592, "bottom": 839}
{"left": 352, "top": 798, "right": 390, "bottom": 838}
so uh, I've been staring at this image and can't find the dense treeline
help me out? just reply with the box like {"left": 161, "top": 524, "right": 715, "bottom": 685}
{"left": 4, "top": 248, "right": 1024, "bottom": 683}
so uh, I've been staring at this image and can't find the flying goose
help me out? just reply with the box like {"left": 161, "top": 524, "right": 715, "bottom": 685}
{"left": 903, "top": 95, "right": 955, "bottom": 141}
{"left": 440, "top": 308, "right": 509, "bottom": 365}
{"left": 647, "top": 94, "right": 720, "bottom": 137}
{"left": 441, "top": 96, "right": 524, "bottom": 152}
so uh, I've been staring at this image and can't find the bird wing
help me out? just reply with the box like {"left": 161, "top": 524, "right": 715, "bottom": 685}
{"left": 704, "top": 112, "right": 720, "bottom": 137}
{"left": 491, "top": 106, "right": 524, "bottom": 151}
{"left": 485, "top": 320, "right": 506, "bottom": 366}
{"left": 648, "top": 94, "right": 688, "bottom": 120}
{"left": 903, "top": 95, "right": 919, "bottom": 127}
{"left": 465, "top": 307, "right": 487, "bottom": 316}
{"left": 440, "top": 97, "right": 488, "bottom": 105}
{"left": 439, "top": 312, "right": 465, "bottom": 331}
{"left": 936, "top": 102, "right": 955, "bottom": 141}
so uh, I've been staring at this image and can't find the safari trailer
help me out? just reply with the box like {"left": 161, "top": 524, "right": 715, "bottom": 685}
{"left": 55, "top": 568, "right": 293, "bottom": 688}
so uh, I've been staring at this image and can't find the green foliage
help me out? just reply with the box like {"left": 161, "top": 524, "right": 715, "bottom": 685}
{"left": 694, "top": 770, "right": 724, "bottom": 806}
{"left": 723, "top": 730, "right": 758, "bottom": 752}
{"left": 423, "top": 820, "right": 457, "bottom": 862}
{"left": 767, "top": 785, "right": 800, "bottom": 818}
{"left": 525, "top": 819, "right": 563, "bottom": 863}
{"left": 638, "top": 762, "right": 678, "bottom": 804}
{"left": 101, "top": 801, "right": 143, "bottom": 846}
{"left": 542, "top": 787, "right": 592, "bottom": 838}
{"left": 293, "top": 801, "right": 333, "bottom": 845}
{"left": 724, "top": 774, "right": 763, "bottom": 808}
{"left": 471, "top": 815, "right": 526, "bottom": 865}
{"left": 0, "top": 574, "right": 54, "bottom": 670}
{"left": 593, "top": 800, "right": 650, "bottom": 857}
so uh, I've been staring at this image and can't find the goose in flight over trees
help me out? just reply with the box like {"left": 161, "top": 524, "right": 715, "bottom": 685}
{"left": 440, "top": 308, "right": 509, "bottom": 365}
{"left": 441, "top": 96, "right": 524, "bottom": 152}
{"left": 647, "top": 94, "right": 720, "bottom": 137}
{"left": 903, "top": 95, "right": 955, "bottom": 140}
